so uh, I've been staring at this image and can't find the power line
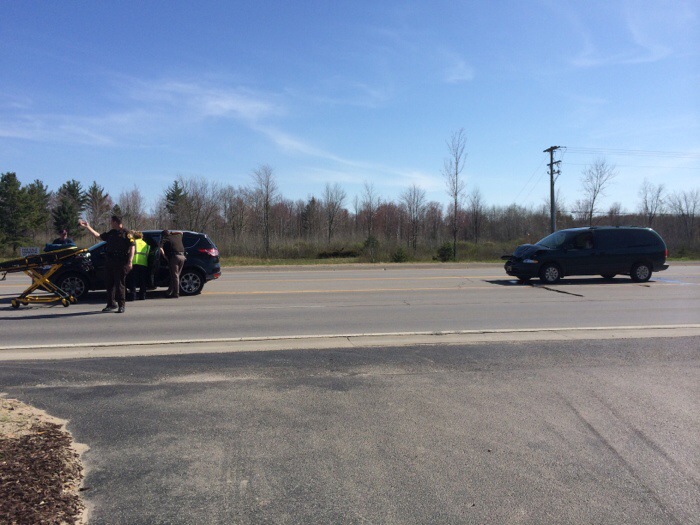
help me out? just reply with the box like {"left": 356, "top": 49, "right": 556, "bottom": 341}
{"left": 514, "top": 158, "right": 546, "bottom": 202}
{"left": 563, "top": 147, "right": 700, "bottom": 159}
{"left": 564, "top": 162, "right": 700, "bottom": 170}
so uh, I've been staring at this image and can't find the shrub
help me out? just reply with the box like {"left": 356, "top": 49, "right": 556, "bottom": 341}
{"left": 361, "top": 235, "right": 380, "bottom": 262}
{"left": 391, "top": 246, "right": 409, "bottom": 263}
{"left": 435, "top": 242, "right": 454, "bottom": 262}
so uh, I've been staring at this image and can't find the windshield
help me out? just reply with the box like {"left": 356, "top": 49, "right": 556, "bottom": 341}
{"left": 536, "top": 231, "right": 569, "bottom": 249}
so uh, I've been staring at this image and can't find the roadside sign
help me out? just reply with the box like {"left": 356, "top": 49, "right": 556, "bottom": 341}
{"left": 20, "top": 247, "right": 41, "bottom": 257}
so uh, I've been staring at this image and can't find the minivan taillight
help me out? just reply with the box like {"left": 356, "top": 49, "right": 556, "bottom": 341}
{"left": 198, "top": 248, "right": 219, "bottom": 257}
{"left": 665, "top": 248, "right": 668, "bottom": 258}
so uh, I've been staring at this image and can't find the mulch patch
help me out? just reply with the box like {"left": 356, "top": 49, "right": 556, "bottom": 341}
{"left": 0, "top": 421, "right": 84, "bottom": 525}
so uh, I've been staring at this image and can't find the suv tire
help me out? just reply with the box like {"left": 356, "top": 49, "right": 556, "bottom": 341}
{"left": 57, "top": 273, "right": 89, "bottom": 300}
{"left": 180, "top": 268, "right": 205, "bottom": 295}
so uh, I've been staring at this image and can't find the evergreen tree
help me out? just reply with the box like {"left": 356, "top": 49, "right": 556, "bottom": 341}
{"left": 52, "top": 179, "right": 87, "bottom": 234}
{"left": 85, "top": 181, "right": 113, "bottom": 232}
{"left": 165, "top": 179, "right": 187, "bottom": 225}
{"left": 0, "top": 172, "right": 30, "bottom": 252}
{"left": 25, "top": 179, "right": 52, "bottom": 238}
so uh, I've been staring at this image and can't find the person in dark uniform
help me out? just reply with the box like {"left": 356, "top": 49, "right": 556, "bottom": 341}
{"left": 79, "top": 215, "right": 135, "bottom": 313}
{"left": 52, "top": 229, "right": 75, "bottom": 245}
{"left": 158, "top": 230, "right": 185, "bottom": 298}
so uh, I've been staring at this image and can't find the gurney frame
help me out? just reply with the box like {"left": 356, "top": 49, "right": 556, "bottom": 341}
{"left": 0, "top": 247, "right": 88, "bottom": 308}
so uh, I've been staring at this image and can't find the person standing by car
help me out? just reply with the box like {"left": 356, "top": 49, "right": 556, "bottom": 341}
{"left": 159, "top": 230, "right": 185, "bottom": 298}
{"left": 79, "top": 215, "right": 135, "bottom": 313}
{"left": 127, "top": 231, "right": 150, "bottom": 301}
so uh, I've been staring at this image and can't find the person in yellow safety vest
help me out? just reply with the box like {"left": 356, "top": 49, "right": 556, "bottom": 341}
{"left": 127, "top": 232, "right": 151, "bottom": 301}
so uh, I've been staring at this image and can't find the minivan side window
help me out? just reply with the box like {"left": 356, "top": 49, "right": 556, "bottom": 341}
{"left": 570, "top": 232, "right": 593, "bottom": 250}
{"left": 595, "top": 230, "right": 627, "bottom": 250}
{"left": 628, "top": 230, "right": 657, "bottom": 247}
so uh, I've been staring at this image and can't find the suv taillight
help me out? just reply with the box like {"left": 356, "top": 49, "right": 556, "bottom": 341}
{"left": 665, "top": 248, "right": 668, "bottom": 258}
{"left": 198, "top": 247, "right": 219, "bottom": 257}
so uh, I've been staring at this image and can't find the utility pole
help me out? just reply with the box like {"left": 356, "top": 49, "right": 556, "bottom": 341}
{"left": 543, "top": 146, "right": 562, "bottom": 233}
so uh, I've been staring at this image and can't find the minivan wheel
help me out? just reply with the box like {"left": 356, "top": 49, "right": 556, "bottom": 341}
{"left": 57, "top": 273, "right": 89, "bottom": 299}
{"left": 180, "top": 269, "right": 204, "bottom": 295}
{"left": 631, "top": 262, "right": 652, "bottom": 282}
{"left": 539, "top": 264, "right": 561, "bottom": 284}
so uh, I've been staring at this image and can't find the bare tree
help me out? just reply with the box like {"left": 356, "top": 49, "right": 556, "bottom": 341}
{"left": 667, "top": 189, "right": 700, "bottom": 244}
{"left": 638, "top": 178, "right": 665, "bottom": 227}
{"left": 400, "top": 184, "right": 426, "bottom": 252}
{"left": 323, "top": 182, "right": 347, "bottom": 244}
{"left": 607, "top": 202, "right": 624, "bottom": 226}
{"left": 578, "top": 158, "right": 617, "bottom": 225}
{"left": 118, "top": 186, "right": 146, "bottom": 230}
{"left": 467, "top": 187, "right": 485, "bottom": 244}
{"left": 177, "top": 177, "right": 222, "bottom": 233}
{"left": 251, "top": 164, "right": 278, "bottom": 255}
{"left": 443, "top": 128, "right": 467, "bottom": 259}
{"left": 361, "top": 181, "right": 379, "bottom": 238}
{"left": 221, "top": 185, "right": 251, "bottom": 242}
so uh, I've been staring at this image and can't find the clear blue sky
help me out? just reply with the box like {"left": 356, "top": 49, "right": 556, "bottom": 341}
{"left": 1, "top": 0, "right": 698, "bottom": 214}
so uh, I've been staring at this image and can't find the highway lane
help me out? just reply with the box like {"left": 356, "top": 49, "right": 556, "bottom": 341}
{"left": 1, "top": 263, "right": 699, "bottom": 350}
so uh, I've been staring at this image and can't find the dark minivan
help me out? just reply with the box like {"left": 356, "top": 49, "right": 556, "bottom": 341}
{"left": 502, "top": 226, "right": 668, "bottom": 284}
{"left": 51, "top": 230, "right": 221, "bottom": 299}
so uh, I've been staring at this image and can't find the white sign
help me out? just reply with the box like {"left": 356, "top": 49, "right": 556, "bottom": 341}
{"left": 20, "top": 247, "right": 41, "bottom": 257}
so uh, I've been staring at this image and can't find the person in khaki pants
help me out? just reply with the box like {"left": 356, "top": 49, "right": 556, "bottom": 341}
{"left": 159, "top": 230, "right": 186, "bottom": 298}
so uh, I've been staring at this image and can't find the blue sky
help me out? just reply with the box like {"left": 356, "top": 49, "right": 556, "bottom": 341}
{"left": 1, "top": 0, "right": 698, "bottom": 214}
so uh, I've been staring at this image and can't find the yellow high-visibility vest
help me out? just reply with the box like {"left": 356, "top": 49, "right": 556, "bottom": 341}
{"left": 133, "top": 239, "right": 150, "bottom": 266}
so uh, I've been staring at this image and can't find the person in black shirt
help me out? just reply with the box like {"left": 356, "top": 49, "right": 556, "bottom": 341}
{"left": 52, "top": 229, "right": 75, "bottom": 245}
{"left": 159, "top": 230, "right": 186, "bottom": 298}
{"left": 79, "top": 215, "right": 135, "bottom": 313}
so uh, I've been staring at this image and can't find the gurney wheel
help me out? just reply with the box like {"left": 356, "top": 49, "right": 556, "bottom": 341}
{"left": 11, "top": 300, "right": 20, "bottom": 309}
{"left": 62, "top": 299, "right": 70, "bottom": 307}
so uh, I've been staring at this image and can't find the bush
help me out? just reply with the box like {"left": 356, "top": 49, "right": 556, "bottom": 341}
{"left": 435, "top": 242, "right": 454, "bottom": 262}
{"left": 317, "top": 247, "right": 360, "bottom": 259}
{"left": 391, "top": 247, "right": 409, "bottom": 263}
{"left": 361, "top": 235, "right": 380, "bottom": 263}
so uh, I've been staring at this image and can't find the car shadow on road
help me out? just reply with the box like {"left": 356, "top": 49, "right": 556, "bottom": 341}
{"left": 487, "top": 278, "right": 644, "bottom": 287}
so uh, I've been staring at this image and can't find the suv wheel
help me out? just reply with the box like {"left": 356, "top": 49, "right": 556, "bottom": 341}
{"left": 180, "top": 269, "right": 204, "bottom": 295}
{"left": 631, "top": 262, "right": 652, "bottom": 282}
{"left": 539, "top": 263, "right": 561, "bottom": 284}
{"left": 57, "top": 273, "right": 89, "bottom": 299}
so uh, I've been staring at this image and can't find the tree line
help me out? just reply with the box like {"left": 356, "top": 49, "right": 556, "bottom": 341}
{"left": 2, "top": 168, "right": 698, "bottom": 262}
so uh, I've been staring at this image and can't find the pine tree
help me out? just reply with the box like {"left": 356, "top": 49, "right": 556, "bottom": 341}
{"left": 165, "top": 179, "right": 187, "bottom": 226}
{"left": 0, "top": 172, "right": 30, "bottom": 252}
{"left": 25, "top": 180, "right": 52, "bottom": 239}
{"left": 52, "top": 180, "right": 87, "bottom": 234}
{"left": 85, "top": 181, "right": 113, "bottom": 232}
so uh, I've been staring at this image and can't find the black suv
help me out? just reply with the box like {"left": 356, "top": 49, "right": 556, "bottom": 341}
{"left": 51, "top": 230, "right": 221, "bottom": 299}
{"left": 502, "top": 226, "right": 668, "bottom": 284}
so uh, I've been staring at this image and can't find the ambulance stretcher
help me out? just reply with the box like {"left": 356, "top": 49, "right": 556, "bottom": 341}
{"left": 0, "top": 246, "right": 88, "bottom": 308}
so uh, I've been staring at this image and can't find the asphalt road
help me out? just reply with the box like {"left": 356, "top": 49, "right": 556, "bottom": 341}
{"left": 1, "top": 337, "right": 698, "bottom": 524}
{"left": 1, "top": 263, "right": 699, "bottom": 353}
